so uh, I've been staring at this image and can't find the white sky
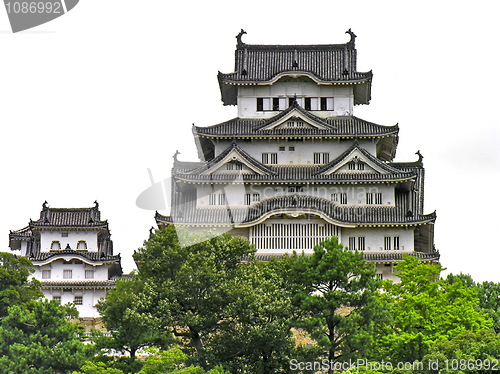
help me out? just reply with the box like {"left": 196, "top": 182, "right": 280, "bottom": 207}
{"left": 1, "top": 1, "right": 499, "bottom": 282}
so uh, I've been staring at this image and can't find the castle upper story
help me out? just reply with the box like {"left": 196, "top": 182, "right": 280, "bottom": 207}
{"left": 217, "top": 29, "right": 372, "bottom": 119}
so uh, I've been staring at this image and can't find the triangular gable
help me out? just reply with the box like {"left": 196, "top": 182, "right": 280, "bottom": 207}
{"left": 317, "top": 145, "right": 405, "bottom": 176}
{"left": 200, "top": 145, "right": 275, "bottom": 176}
{"left": 257, "top": 104, "right": 332, "bottom": 131}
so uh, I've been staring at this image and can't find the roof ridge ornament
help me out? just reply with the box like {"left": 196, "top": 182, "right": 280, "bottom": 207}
{"left": 236, "top": 29, "right": 247, "bottom": 46}
{"left": 345, "top": 28, "right": 356, "bottom": 46}
{"left": 415, "top": 150, "right": 424, "bottom": 165}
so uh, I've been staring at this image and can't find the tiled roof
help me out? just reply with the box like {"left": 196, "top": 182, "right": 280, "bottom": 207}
{"left": 29, "top": 249, "right": 121, "bottom": 263}
{"left": 176, "top": 168, "right": 414, "bottom": 184}
{"left": 193, "top": 114, "right": 398, "bottom": 139}
{"left": 316, "top": 141, "right": 407, "bottom": 175}
{"left": 157, "top": 194, "right": 436, "bottom": 227}
{"left": 185, "top": 142, "right": 277, "bottom": 176}
{"left": 218, "top": 30, "right": 372, "bottom": 105}
{"left": 251, "top": 251, "right": 440, "bottom": 262}
{"left": 9, "top": 226, "right": 32, "bottom": 240}
{"left": 41, "top": 280, "right": 116, "bottom": 289}
{"left": 175, "top": 142, "right": 414, "bottom": 184}
{"left": 30, "top": 202, "right": 108, "bottom": 230}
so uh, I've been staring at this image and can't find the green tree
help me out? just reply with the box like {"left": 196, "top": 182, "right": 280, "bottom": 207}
{"left": 207, "top": 260, "right": 297, "bottom": 373}
{"left": 0, "top": 299, "right": 91, "bottom": 374}
{"left": 422, "top": 329, "right": 500, "bottom": 373}
{"left": 285, "top": 237, "right": 383, "bottom": 374}
{"left": 132, "top": 226, "right": 297, "bottom": 373}
{"left": 374, "top": 257, "right": 492, "bottom": 363}
{"left": 133, "top": 227, "right": 255, "bottom": 369}
{"left": 95, "top": 277, "right": 173, "bottom": 363}
{"left": 0, "top": 252, "right": 42, "bottom": 318}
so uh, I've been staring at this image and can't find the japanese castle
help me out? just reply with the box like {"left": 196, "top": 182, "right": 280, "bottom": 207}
{"left": 9, "top": 202, "right": 122, "bottom": 318}
{"left": 156, "top": 30, "right": 439, "bottom": 280}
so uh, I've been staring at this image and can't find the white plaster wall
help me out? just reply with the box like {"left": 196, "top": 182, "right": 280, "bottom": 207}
{"left": 44, "top": 288, "right": 107, "bottom": 318}
{"left": 339, "top": 227, "right": 414, "bottom": 252}
{"left": 213, "top": 140, "right": 377, "bottom": 162}
{"left": 33, "top": 260, "right": 110, "bottom": 281}
{"left": 40, "top": 230, "right": 98, "bottom": 252}
{"left": 237, "top": 83, "right": 353, "bottom": 118}
{"left": 196, "top": 183, "right": 395, "bottom": 208}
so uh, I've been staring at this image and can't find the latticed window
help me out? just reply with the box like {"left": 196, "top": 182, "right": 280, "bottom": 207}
{"left": 251, "top": 223, "right": 339, "bottom": 251}
{"left": 74, "top": 296, "right": 83, "bottom": 305}
{"left": 339, "top": 193, "right": 347, "bottom": 204}
{"left": 393, "top": 237, "right": 400, "bottom": 250}
{"left": 348, "top": 237, "right": 365, "bottom": 251}
{"left": 85, "top": 270, "right": 94, "bottom": 279}
{"left": 42, "top": 270, "right": 51, "bottom": 279}
{"left": 367, "top": 193, "right": 383, "bottom": 205}
{"left": 313, "top": 153, "right": 329, "bottom": 164}
{"left": 384, "top": 237, "right": 392, "bottom": 250}
{"left": 262, "top": 153, "right": 278, "bottom": 164}
{"left": 63, "top": 270, "right": 72, "bottom": 279}
{"left": 53, "top": 296, "right": 61, "bottom": 302}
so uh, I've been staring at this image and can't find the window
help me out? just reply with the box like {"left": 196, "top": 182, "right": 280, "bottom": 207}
{"left": 61, "top": 232, "right": 68, "bottom": 237}
{"left": 358, "top": 237, "right": 365, "bottom": 251}
{"left": 218, "top": 194, "right": 227, "bottom": 205}
{"left": 226, "top": 162, "right": 243, "bottom": 171}
{"left": 208, "top": 193, "right": 226, "bottom": 206}
{"left": 393, "top": 237, "right": 400, "bottom": 251}
{"left": 63, "top": 270, "right": 73, "bottom": 279}
{"left": 348, "top": 237, "right": 365, "bottom": 251}
{"left": 85, "top": 270, "right": 94, "bottom": 279}
{"left": 50, "top": 241, "right": 61, "bottom": 250}
{"left": 77, "top": 241, "right": 87, "bottom": 250}
{"left": 320, "top": 97, "right": 334, "bottom": 110}
{"left": 366, "top": 193, "right": 373, "bottom": 205}
{"left": 313, "top": 153, "right": 330, "bottom": 164}
{"left": 288, "top": 97, "right": 295, "bottom": 107}
{"left": 53, "top": 296, "right": 61, "bottom": 302}
{"left": 256, "top": 98, "right": 264, "bottom": 111}
{"left": 246, "top": 193, "right": 261, "bottom": 205}
{"left": 279, "top": 146, "right": 285, "bottom": 151}
{"left": 262, "top": 153, "right": 278, "bottom": 164}
{"left": 74, "top": 296, "right": 83, "bottom": 305}
{"left": 376, "top": 274, "right": 383, "bottom": 280}
{"left": 367, "top": 193, "right": 383, "bottom": 205}
{"left": 288, "top": 186, "right": 304, "bottom": 193}
{"left": 348, "top": 161, "right": 356, "bottom": 170}
{"left": 331, "top": 193, "right": 347, "bottom": 204}
{"left": 42, "top": 270, "right": 51, "bottom": 279}
{"left": 339, "top": 193, "right": 347, "bottom": 204}
{"left": 209, "top": 193, "right": 217, "bottom": 205}
{"left": 384, "top": 237, "right": 392, "bottom": 251}
{"left": 289, "top": 146, "right": 295, "bottom": 151}
{"left": 357, "top": 162, "right": 365, "bottom": 170}
{"left": 304, "top": 97, "right": 311, "bottom": 110}
{"left": 272, "top": 98, "right": 280, "bottom": 111}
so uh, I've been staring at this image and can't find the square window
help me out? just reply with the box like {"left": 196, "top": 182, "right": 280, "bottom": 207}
{"left": 279, "top": 146, "right": 285, "bottom": 151}
{"left": 53, "top": 296, "right": 61, "bottom": 302}
{"left": 289, "top": 146, "right": 295, "bottom": 151}
{"left": 61, "top": 232, "right": 68, "bottom": 237}
{"left": 63, "top": 270, "right": 72, "bottom": 279}
{"left": 74, "top": 296, "right": 83, "bottom": 305}
{"left": 42, "top": 270, "right": 51, "bottom": 279}
{"left": 85, "top": 270, "right": 94, "bottom": 279}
